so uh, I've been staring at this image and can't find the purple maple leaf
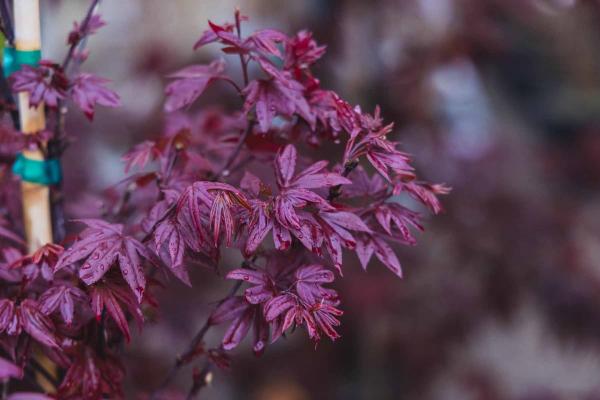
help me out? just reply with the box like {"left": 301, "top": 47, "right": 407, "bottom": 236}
{"left": 273, "top": 145, "right": 349, "bottom": 249}
{"left": 39, "top": 284, "right": 87, "bottom": 326}
{"left": 0, "top": 217, "right": 25, "bottom": 246}
{"left": 284, "top": 30, "right": 326, "bottom": 69}
{"left": 164, "top": 59, "right": 226, "bottom": 112}
{"left": 19, "top": 299, "right": 60, "bottom": 348}
{"left": 239, "top": 145, "right": 353, "bottom": 257}
{"left": 355, "top": 234, "right": 402, "bottom": 277}
{"left": 177, "top": 181, "right": 248, "bottom": 246}
{"left": 0, "top": 356, "right": 22, "bottom": 380}
{"left": 121, "top": 140, "right": 159, "bottom": 173}
{"left": 0, "top": 299, "right": 59, "bottom": 347}
{"left": 242, "top": 200, "right": 272, "bottom": 255}
{"left": 374, "top": 203, "right": 423, "bottom": 245}
{"left": 264, "top": 289, "right": 343, "bottom": 342}
{"left": 70, "top": 73, "right": 121, "bottom": 120}
{"left": 7, "top": 394, "right": 52, "bottom": 400}
{"left": 58, "top": 346, "right": 125, "bottom": 399}
{"left": 68, "top": 14, "right": 106, "bottom": 45}
{"left": 341, "top": 166, "right": 387, "bottom": 199}
{"left": 246, "top": 29, "right": 288, "bottom": 58}
{"left": 226, "top": 269, "right": 276, "bottom": 304}
{"left": 243, "top": 76, "right": 314, "bottom": 133}
{"left": 11, "top": 62, "right": 68, "bottom": 108}
{"left": 193, "top": 20, "right": 237, "bottom": 50}
{"left": 153, "top": 217, "right": 189, "bottom": 286}
{"left": 294, "top": 264, "right": 336, "bottom": 304}
{"left": 209, "top": 296, "right": 269, "bottom": 354}
{"left": 275, "top": 144, "right": 350, "bottom": 190}
{"left": 0, "top": 299, "right": 19, "bottom": 335}
{"left": 318, "top": 211, "right": 372, "bottom": 271}
{"left": 399, "top": 181, "right": 451, "bottom": 215}
{"left": 90, "top": 282, "right": 143, "bottom": 342}
{"left": 55, "top": 219, "right": 151, "bottom": 302}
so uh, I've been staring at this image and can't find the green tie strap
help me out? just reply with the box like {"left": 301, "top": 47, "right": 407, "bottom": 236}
{"left": 3, "top": 46, "right": 41, "bottom": 76}
{"left": 12, "top": 153, "right": 62, "bottom": 186}
{"left": 3, "top": 46, "right": 16, "bottom": 76}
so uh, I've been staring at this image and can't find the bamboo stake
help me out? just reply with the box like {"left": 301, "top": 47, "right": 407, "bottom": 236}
{"left": 14, "top": 0, "right": 53, "bottom": 253}
{"left": 13, "top": 0, "right": 55, "bottom": 392}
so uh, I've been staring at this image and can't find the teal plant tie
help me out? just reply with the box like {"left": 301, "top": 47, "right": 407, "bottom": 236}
{"left": 15, "top": 49, "right": 41, "bottom": 67}
{"left": 3, "top": 46, "right": 15, "bottom": 76}
{"left": 3, "top": 46, "right": 41, "bottom": 77}
{"left": 12, "top": 153, "right": 62, "bottom": 186}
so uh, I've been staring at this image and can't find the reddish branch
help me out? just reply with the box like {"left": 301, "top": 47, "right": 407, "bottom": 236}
{"left": 150, "top": 280, "right": 243, "bottom": 399}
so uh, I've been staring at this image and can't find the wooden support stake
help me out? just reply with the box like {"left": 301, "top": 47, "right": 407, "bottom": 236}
{"left": 14, "top": 0, "right": 53, "bottom": 253}
{"left": 14, "top": 0, "right": 55, "bottom": 391}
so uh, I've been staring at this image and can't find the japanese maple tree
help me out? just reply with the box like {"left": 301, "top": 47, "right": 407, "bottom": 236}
{"left": 0, "top": 5, "right": 448, "bottom": 399}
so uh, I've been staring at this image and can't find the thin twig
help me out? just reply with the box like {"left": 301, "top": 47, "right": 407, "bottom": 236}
{"left": 150, "top": 281, "right": 243, "bottom": 399}
{"left": 211, "top": 12, "right": 252, "bottom": 182}
{"left": 234, "top": 10, "right": 249, "bottom": 87}
{"left": 2, "top": 379, "right": 8, "bottom": 400}
{"left": 212, "top": 121, "right": 254, "bottom": 181}
{"left": 50, "top": 0, "right": 103, "bottom": 243}
{"left": 327, "top": 160, "right": 358, "bottom": 201}
{"left": 185, "top": 361, "right": 212, "bottom": 400}
{"left": 141, "top": 203, "right": 176, "bottom": 243}
{"left": 61, "top": 0, "right": 101, "bottom": 71}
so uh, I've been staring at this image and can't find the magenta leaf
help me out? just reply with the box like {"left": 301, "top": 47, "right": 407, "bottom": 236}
{"left": 226, "top": 269, "right": 276, "bottom": 304}
{"left": 0, "top": 356, "right": 22, "bottom": 379}
{"left": 19, "top": 299, "right": 59, "bottom": 348}
{"left": 8, "top": 394, "right": 52, "bottom": 400}
{"left": 56, "top": 220, "right": 150, "bottom": 302}
{"left": 11, "top": 63, "right": 68, "bottom": 108}
{"left": 244, "top": 201, "right": 273, "bottom": 255}
{"left": 122, "top": 140, "right": 159, "bottom": 173}
{"left": 70, "top": 73, "right": 121, "bottom": 120}
{"left": 243, "top": 77, "right": 315, "bottom": 133}
{"left": 372, "top": 236, "right": 402, "bottom": 277}
{"left": 275, "top": 144, "right": 297, "bottom": 187}
{"left": 222, "top": 306, "right": 254, "bottom": 350}
{"left": 355, "top": 235, "right": 375, "bottom": 270}
{"left": 209, "top": 296, "right": 249, "bottom": 325}
{"left": 39, "top": 284, "right": 87, "bottom": 325}
{"left": 164, "top": 59, "right": 226, "bottom": 112}
{"left": 68, "top": 14, "right": 106, "bottom": 45}
{"left": 90, "top": 282, "right": 143, "bottom": 342}
{"left": 400, "top": 181, "right": 451, "bottom": 215}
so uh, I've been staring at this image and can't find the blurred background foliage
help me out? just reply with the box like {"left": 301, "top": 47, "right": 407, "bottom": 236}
{"left": 38, "top": 0, "right": 600, "bottom": 399}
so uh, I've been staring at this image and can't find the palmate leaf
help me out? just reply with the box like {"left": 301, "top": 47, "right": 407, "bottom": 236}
{"left": 0, "top": 356, "right": 22, "bottom": 380}
{"left": 90, "top": 282, "right": 143, "bottom": 342}
{"left": 70, "top": 73, "right": 121, "bottom": 120}
{"left": 10, "top": 62, "right": 68, "bottom": 108}
{"left": 164, "top": 59, "right": 226, "bottom": 112}
{"left": 39, "top": 284, "right": 87, "bottom": 326}
{"left": 55, "top": 220, "right": 151, "bottom": 302}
